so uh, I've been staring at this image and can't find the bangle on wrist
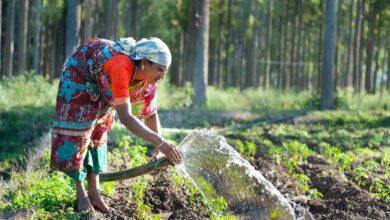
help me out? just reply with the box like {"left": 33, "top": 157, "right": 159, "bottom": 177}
{"left": 155, "top": 140, "right": 166, "bottom": 149}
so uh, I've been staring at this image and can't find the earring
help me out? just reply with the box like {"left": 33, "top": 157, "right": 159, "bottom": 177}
{"left": 142, "top": 65, "right": 144, "bottom": 71}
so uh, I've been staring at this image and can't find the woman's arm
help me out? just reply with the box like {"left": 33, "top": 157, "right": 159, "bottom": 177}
{"left": 115, "top": 99, "right": 182, "bottom": 164}
{"left": 144, "top": 112, "right": 161, "bottom": 134}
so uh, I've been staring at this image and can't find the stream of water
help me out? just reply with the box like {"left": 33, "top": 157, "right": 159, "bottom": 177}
{"left": 176, "top": 130, "right": 296, "bottom": 220}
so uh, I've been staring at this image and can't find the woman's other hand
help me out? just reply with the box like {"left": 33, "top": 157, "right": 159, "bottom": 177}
{"left": 158, "top": 142, "right": 183, "bottom": 165}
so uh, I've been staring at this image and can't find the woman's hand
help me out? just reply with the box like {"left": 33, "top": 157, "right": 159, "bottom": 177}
{"left": 157, "top": 141, "right": 183, "bottom": 165}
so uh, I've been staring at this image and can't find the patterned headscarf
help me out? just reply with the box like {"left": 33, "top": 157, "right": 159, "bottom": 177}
{"left": 111, "top": 37, "right": 172, "bottom": 68}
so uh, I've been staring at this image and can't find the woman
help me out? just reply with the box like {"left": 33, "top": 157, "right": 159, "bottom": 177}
{"left": 50, "top": 37, "right": 182, "bottom": 213}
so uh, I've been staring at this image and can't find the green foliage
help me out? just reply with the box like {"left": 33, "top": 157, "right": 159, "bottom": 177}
{"left": 285, "top": 158, "right": 299, "bottom": 174}
{"left": 0, "top": 73, "right": 57, "bottom": 111}
{"left": 129, "top": 180, "right": 152, "bottom": 219}
{"left": 228, "top": 139, "right": 256, "bottom": 159}
{"left": 0, "top": 170, "right": 76, "bottom": 218}
{"left": 370, "top": 178, "right": 390, "bottom": 202}
{"left": 293, "top": 173, "right": 323, "bottom": 199}
{"left": 293, "top": 173, "right": 311, "bottom": 192}
{"left": 157, "top": 80, "right": 193, "bottom": 109}
{"left": 321, "top": 142, "right": 356, "bottom": 172}
{"left": 282, "top": 141, "right": 310, "bottom": 162}
{"left": 352, "top": 167, "right": 369, "bottom": 187}
{"left": 364, "top": 159, "right": 380, "bottom": 172}
{"left": 0, "top": 74, "right": 57, "bottom": 167}
{"left": 309, "top": 188, "right": 323, "bottom": 199}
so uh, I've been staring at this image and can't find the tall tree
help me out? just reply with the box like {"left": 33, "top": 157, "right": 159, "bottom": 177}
{"left": 184, "top": 0, "right": 198, "bottom": 83}
{"left": 223, "top": 0, "right": 232, "bottom": 87}
{"left": 66, "top": 0, "right": 81, "bottom": 56}
{"left": 343, "top": 0, "right": 354, "bottom": 88}
{"left": 282, "top": 0, "right": 290, "bottom": 90}
{"left": 104, "top": 0, "right": 118, "bottom": 40}
{"left": 263, "top": 0, "right": 273, "bottom": 90}
{"left": 81, "top": 0, "right": 94, "bottom": 43}
{"left": 245, "top": 1, "right": 259, "bottom": 88}
{"left": 365, "top": 1, "right": 378, "bottom": 94}
{"left": 4, "top": 0, "right": 16, "bottom": 77}
{"left": 321, "top": 0, "right": 338, "bottom": 109}
{"left": 357, "top": 0, "right": 366, "bottom": 93}
{"left": 352, "top": 0, "right": 362, "bottom": 92}
{"left": 31, "top": 0, "right": 42, "bottom": 74}
{"left": 0, "top": 0, "right": 2, "bottom": 72}
{"left": 16, "top": 0, "right": 29, "bottom": 74}
{"left": 289, "top": 0, "right": 299, "bottom": 89}
{"left": 129, "top": 0, "right": 140, "bottom": 38}
{"left": 192, "top": 0, "right": 209, "bottom": 107}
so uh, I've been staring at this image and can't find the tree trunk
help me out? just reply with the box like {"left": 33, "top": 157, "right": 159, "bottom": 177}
{"left": 81, "top": 0, "right": 94, "bottom": 43}
{"left": 31, "top": 0, "right": 42, "bottom": 74}
{"left": 282, "top": 0, "right": 290, "bottom": 90}
{"left": 4, "top": 0, "right": 16, "bottom": 77}
{"left": 245, "top": 1, "right": 258, "bottom": 89}
{"left": 353, "top": 0, "right": 362, "bottom": 92}
{"left": 296, "top": 0, "right": 304, "bottom": 90}
{"left": 216, "top": 0, "right": 224, "bottom": 88}
{"left": 263, "top": 0, "right": 273, "bottom": 90}
{"left": 358, "top": 0, "right": 365, "bottom": 93}
{"left": 289, "top": 0, "right": 298, "bottom": 89}
{"left": 343, "top": 0, "right": 354, "bottom": 88}
{"left": 55, "top": 12, "right": 66, "bottom": 79}
{"left": 104, "top": 0, "right": 118, "bottom": 40}
{"left": 66, "top": 0, "right": 81, "bottom": 56}
{"left": 334, "top": 0, "right": 342, "bottom": 90}
{"left": 372, "top": 39, "right": 380, "bottom": 94}
{"left": 0, "top": 0, "right": 2, "bottom": 73}
{"left": 184, "top": 0, "right": 198, "bottom": 83}
{"left": 131, "top": 0, "right": 140, "bottom": 38}
{"left": 192, "top": 0, "right": 209, "bottom": 108}
{"left": 224, "top": 0, "right": 233, "bottom": 87}
{"left": 238, "top": 0, "right": 250, "bottom": 90}
{"left": 94, "top": 0, "right": 103, "bottom": 37}
{"left": 317, "top": 0, "right": 325, "bottom": 92}
{"left": 321, "top": 0, "right": 338, "bottom": 109}
{"left": 365, "top": 1, "right": 376, "bottom": 94}
{"left": 16, "top": 0, "right": 29, "bottom": 74}
{"left": 387, "top": 47, "right": 390, "bottom": 91}
{"left": 278, "top": 2, "right": 286, "bottom": 89}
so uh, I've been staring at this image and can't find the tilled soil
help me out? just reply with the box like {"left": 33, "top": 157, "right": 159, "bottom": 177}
{"left": 101, "top": 171, "right": 210, "bottom": 220}
{"left": 253, "top": 155, "right": 390, "bottom": 220}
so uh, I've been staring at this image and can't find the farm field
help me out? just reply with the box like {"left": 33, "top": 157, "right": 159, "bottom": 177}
{"left": 1, "top": 110, "right": 389, "bottom": 219}
{"left": 0, "top": 76, "right": 390, "bottom": 219}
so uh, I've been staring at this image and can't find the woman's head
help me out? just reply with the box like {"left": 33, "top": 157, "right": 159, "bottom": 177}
{"left": 113, "top": 37, "right": 171, "bottom": 84}
{"left": 134, "top": 59, "right": 167, "bottom": 84}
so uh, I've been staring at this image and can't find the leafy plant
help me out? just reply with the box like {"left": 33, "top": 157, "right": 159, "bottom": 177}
{"left": 352, "top": 167, "right": 369, "bottom": 186}
{"left": 129, "top": 180, "right": 152, "bottom": 219}
{"left": 285, "top": 158, "right": 298, "bottom": 174}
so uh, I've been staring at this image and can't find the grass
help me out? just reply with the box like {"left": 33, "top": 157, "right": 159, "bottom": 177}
{"left": 1, "top": 74, "right": 390, "bottom": 217}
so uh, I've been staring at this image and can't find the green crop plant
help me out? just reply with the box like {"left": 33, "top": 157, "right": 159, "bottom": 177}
{"left": 130, "top": 180, "right": 152, "bottom": 219}
{"left": 292, "top": 173, "right": 323, "bottom": 199}
{"left": 336, "top": 153, "right": 355, "bottom": 172}
{"left": 293, "top": 173, "right": 310, "bottom": 192}
{"left": 285, "top": 158, "right": 298, "bottom": 174}
{"left": 228, "top": 139, "right": 256, "bottom": 159}
{"left": 209, "top": 197, "right": 228, "bottom": 218}
{"left": 245, "top": 141, "right": 257, "bottom": 159}
{"left": 370, "top": 178, "right": 390, "bottom": 202}
{"left": 282, "top": 141, "right": 310, "bottom": 162}
{"left": 309, "top": 189, "right": 323, "bottom": 199}
{"left": 352, "top": 167, "right": 369, "bottom": 187}
{"left": 364, "top": 159, "right": 380, "bottom": 172}
{"left": 100, "top": 181, "right": 116, "bottom": 197}
{"left": 0, "top": 170, "right": 76, "bottom": 218}
{"left": 268, "top": 146, "right": 283, "bottom": 165}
